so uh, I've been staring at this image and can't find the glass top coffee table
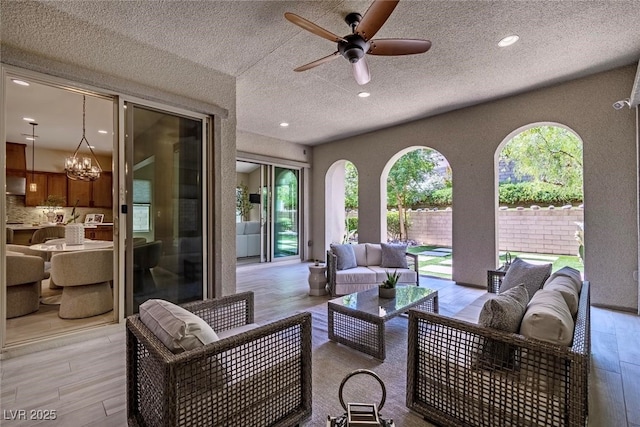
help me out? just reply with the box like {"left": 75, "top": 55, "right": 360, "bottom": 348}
{"left": 328, "top": 286, "right": 438, "bottom": 360}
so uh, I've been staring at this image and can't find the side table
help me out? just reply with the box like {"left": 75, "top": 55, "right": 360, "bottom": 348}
{"left": 308, "top": 264, "right": 327, "bottom": 296}
{"left": 487, "top": 264, "right": 510, "bottom": 293}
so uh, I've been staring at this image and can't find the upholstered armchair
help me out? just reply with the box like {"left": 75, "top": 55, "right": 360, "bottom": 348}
{"left": 126, "top": 292, "right": 312, "bottom": 426}
{"left": 50, "top": 249, "right": 113, "bottom": 319}
{"left": 6, "top": 251, "right": 46, "bottom": 318}
{"left": 30, "top": 226, "right": 66, "bottom": 244}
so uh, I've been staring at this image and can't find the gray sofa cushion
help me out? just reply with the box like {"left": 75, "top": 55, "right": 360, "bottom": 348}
{"left": 380, "top": 243, "right": 408, "bottom": 268}
{"left": 331, "top": 244, "right": 357, "bottom": 270}
{"left": 499, "top": 258, "right": 551, "bottom": 300}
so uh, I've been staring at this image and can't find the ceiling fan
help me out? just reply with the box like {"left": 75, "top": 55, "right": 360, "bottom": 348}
{"left": 284, "top": 0, "right": 431, "bottom": 85}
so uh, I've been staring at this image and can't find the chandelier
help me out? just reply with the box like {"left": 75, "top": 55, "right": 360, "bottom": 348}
{"left": 65, "top": 95, "right": 102, "bottom": 181}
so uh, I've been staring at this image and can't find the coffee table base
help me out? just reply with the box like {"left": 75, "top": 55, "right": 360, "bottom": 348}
{"left": 328, "top": 295, "right": 438, "bottom": 360}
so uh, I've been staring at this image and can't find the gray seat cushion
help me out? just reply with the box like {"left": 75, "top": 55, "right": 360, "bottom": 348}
{"left": 334, "top": 267, "right": 377, "bottom": 284}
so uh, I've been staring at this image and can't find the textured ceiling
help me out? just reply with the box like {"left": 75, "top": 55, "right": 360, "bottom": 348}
{"left": 2, "top": 1, "right": 640, "bottom": 146}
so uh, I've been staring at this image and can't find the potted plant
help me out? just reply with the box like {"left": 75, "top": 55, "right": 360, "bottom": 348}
{"left": 379, "top": 270, "right": 400, "bottom": 299}
{"left": 43, "top": 195, "right": 66, "bottom": 224}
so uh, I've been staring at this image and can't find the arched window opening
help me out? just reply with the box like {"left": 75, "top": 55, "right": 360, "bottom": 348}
{"left": 496, "top": 124, "right": 584, "bottom": 273}
{"left": 383, "top": 147, "right": 453, "bottom": 280}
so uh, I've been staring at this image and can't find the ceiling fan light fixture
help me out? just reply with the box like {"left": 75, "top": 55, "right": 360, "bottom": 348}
{"left": 498, "top": 34, "right": 519, "bottom": 47}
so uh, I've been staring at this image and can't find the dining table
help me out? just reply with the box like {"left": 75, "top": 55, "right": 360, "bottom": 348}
{"left": 29, "top": 238, "right": 114, "bottom": 253}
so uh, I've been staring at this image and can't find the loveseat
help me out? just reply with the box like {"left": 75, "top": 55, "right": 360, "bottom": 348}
{"left": 326, "top": 243, "right": 419, "bottom": 296}
{"left": 126, "top": 291, "right": 312, "bottom": 427}
{"left": 237, "top": 221, "right": 261, "bottom": 258}
{"left": 407, "top": 261, "right": 590, "bottom": 427}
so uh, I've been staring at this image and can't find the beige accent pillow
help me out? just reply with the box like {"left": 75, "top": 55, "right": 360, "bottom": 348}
{"left": 544, "top": 266, "right": 583, "bottom": 294}
{"left": 520, "top": 289, "right": 574, "bottom": 346}
{"left": 139, "top": 299, "right": 219, "bottom": 353}
{"left": 365, "top": 243, "right": 383, "bottom": 266}
{"left": 543, "top": 276, "right": 580, "bottom": 316}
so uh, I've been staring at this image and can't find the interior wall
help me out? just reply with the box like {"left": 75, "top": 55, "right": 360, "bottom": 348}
{"left": 312, "top": 65, "right": 638, "bottom": 312}
{"left": 1, "top": 2, "right": 237, "bottom": 296}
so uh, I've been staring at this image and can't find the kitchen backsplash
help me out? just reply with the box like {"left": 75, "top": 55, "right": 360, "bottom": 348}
{"left": 6, "top": 195, "right": 113, "bottom": 224}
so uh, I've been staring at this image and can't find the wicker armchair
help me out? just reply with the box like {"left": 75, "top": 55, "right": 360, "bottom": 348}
{"left": 406, "top": 282, "right": 590, "bottom": 427}
{"left": 126, "top": 292, "right": 312, "bottom": 427}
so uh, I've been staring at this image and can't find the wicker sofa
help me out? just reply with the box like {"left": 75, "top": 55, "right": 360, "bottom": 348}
{"left": 326, "top": 243, "right": 419, "bottom": 296}
{"left": 406, "top": 278, "right": 590, "bottom": 427}
{"left": 126, "top": 292, "right": 312, "bottom": 427}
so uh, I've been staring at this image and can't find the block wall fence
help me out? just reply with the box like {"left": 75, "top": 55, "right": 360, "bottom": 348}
{"left": 405, "top": 207, "right": 584, "bottom": 256}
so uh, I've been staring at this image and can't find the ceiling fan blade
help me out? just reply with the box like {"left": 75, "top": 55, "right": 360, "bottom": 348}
{"left": 285, "top": 12, "right": 345, "bottom": 43}
{"left": 294, "top": 52, "right": 341, "bottom": 72}
{"left": 352, "top": 57, "right": 371, "bottom": 85}
{"left": 355, "top": 0, "right": 399, "bottom": 41}
{"left": 368, "top": 38, "right": 432, "bottom": 55}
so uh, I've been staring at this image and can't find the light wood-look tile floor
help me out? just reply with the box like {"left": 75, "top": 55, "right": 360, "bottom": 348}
{"left": 1, "top": 261, "right": 639, "bottom": 426}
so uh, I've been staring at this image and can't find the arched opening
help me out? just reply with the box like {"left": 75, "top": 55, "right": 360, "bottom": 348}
{"left": 495, "top": 123, "right": 584, "bottom": 273}
{"left": 325, "top": 160, "right": 359, "bottom": 250}
{"left": 381, "top": 147, "right": 453, "bottom": 279}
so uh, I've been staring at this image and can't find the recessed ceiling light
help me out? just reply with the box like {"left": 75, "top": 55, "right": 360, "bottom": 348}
{"left": 498, "top": 35, "right": 519, "bottom": 47}
{"left": 89, "top": 145, "right": 96, "bottom": 149}
{"left": 98, "top": 130, "right": 108, "bottom": 134}
{"left": 279, "top": 122, "right": 289, "bottom": 127}
{"left": 358, "top": 92, "right": 371, "bottom": 98}
{"left": 11, "top": 79, "right": 30, "bottom": 86}
{"left": 23, "top": 117, "right": 35, "bottom": 122}
{"left": 26, "top": 137, "right": 35, "bottom": 141}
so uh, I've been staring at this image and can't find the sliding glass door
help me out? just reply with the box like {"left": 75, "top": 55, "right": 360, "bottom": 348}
{"left": 273, "top": 167, "right": 299, "bottom": 259}
{"left": 125, "top": 104, "right": 205, "bottom": 314}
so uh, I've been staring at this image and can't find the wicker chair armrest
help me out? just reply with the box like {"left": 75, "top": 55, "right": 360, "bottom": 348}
{"left": 127, "top": 311, "right": 312, "bottom": 427}
{"left": 326, "top": 250, "right": 338, "bottom": 296}
{"left": 180, "top": 291, "right": 254, "bottom": 332}
{"left": 405, "top": 252, "right": 420, "bottom": 286}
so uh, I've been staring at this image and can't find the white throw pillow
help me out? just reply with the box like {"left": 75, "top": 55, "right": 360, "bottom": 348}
{"left": 520, "top": 289, "right": 574, "bottom": 346}
{"left": 139, "top": 299, "right": 219, "bottom": 353}
{"left": 543, "top": 276, "right": 580, "bottom": 316}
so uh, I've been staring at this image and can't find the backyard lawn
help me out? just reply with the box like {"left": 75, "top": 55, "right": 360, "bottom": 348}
{"left": 407, "top": 245, "right": 583, "bottom": 280}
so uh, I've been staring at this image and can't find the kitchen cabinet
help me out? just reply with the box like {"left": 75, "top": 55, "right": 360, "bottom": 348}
{"left": 25, "top": 172, "right": 69, "bottom": 206}
{"left": 85, "top": 225, "right": 113, "bottom": 241}
{"left": 25, "top": 173, "right": 49, "bottom": 206}
{"left": 67, "top": 172, "right": 112, "bottom": 208}
{"left": 67, "top": 179, "right": 92, "bottom": 207}
{"left": 6, "top": 142, "right": 26, "bottom": 176}
{"left": 48, "top": 173, "right": 67, "bottom": 201}
{"left": 92, "top": 172, "right": 113, "bottom": 208}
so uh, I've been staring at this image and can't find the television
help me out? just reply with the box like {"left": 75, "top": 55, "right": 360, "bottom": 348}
{"left": 249, "top": 193, "right": 261, "bottom": 204}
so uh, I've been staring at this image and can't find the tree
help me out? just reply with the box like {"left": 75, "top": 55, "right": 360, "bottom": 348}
{"left": 501, "top": 126, "right": 582, "bottom": 188}
{"left": 387, "top": 149, "right": 436, "bottom": 240}
{"left": 344, "top": 161, "right": 358, "bottom": 211}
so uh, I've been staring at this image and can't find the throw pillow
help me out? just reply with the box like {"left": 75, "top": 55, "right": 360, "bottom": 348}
{"left": 543, "top": 276, "right": 580, "bottom": 316}
{"left": 478, "top": 284, "right": 529, "bottom": 332}
{"left": 331, "top": 244, "right": 357, "bottom": 270}
{"left": 544, "top": 266, "right": 583, "bottom": 294}
{"left": 380, "top": 243, "right": 408, "bottom": 269}
{"left": 520, "top": 289, "right": 574, "bottom": 346}
{"left": 476, "top": 284, "right": 529, "bottom": 369}
{"left": 139, "top": 299, "right": 219, "bottom": 353}
{"left": 499, "top": 258, "right": 552, "bottom": 301}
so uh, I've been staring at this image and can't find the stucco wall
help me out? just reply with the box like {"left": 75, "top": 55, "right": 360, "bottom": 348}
{"left": 312, "top": 66, "right": 638, "bottom": 312}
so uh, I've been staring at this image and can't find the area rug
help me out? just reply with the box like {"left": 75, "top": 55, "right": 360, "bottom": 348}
{"left": 301, "top": 301, "right": 435, "bottom": 426}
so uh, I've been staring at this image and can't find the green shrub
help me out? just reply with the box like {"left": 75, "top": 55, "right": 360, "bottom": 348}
{"left": 346, "top": 217, "right": 358, "bottom": 233}
{"left": 498, "top": 182, "right": 582, "bottom": 206}
{"left": 387, "top": 211, "right": 411, "bottom": 240}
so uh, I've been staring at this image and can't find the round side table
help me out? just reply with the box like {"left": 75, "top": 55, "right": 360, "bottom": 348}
{"left": 308, "top": 264, "right": 327, "bottom": 296}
